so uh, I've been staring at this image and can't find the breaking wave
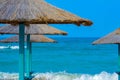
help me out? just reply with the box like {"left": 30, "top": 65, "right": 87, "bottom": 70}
{"left": 0, "top": 71, "right": 118, "bottom": 80}
{"left": 0, "top": 46, "right": 26, "bottom": 50}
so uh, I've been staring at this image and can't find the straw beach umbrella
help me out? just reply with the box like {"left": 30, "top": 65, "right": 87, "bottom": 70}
{"left": 0, "top": 0, "right": 93, "bottom": 80}
{"left": 92, "top": 28, "right": 120, "bottom": 44}
{"left": 0, "top": 24, "right": 67, "bottom": 35}
{"left": 0, "top": 0, "right": 92, "bottom": 26}
{"left": 92, "top": 28, "right": 120, "bottom": 79}
{"left": 0, "top": 35, "right": 56, "bottom": 43}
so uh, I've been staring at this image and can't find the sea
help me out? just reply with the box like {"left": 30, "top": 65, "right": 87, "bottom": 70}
{"left": 0, "top": 37, "right": 118, "bottom": 80}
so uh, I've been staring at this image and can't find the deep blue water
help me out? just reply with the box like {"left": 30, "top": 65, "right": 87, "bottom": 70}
{"left": 0, "top": 37, "right": 118, "bottom": 73}
{"left": 0, "top": 37, "right": 118, "bottom": 80}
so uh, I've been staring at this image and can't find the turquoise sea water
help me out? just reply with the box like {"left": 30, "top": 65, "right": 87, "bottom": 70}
{"left": 0, "top": 37, "right": 118, "bottom": 80}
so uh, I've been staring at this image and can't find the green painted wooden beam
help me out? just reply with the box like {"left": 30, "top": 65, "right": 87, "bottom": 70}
{"left": 26, "top": 34, "right": 32, "bottom": 79}
{"left": 118, "top": 44, "right": 120, "bottom": 80}
{"left": 29, "top": 42, "right": 32, "bottom": 75}
{"left": 19, "top": 23, "right": 25, "bottom": 80}
{"left": 26, "top": 34, "right": 31, "bottom": 78}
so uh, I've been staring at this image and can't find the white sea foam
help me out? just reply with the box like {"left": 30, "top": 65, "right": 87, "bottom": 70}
{"left": 0, "top": 71, "right": 118, "bottom": 80}
{"left": 0, "top": 46, "right": 26, "bottom": 50}
{"left": 0, "top": 72, "right": 18, "bottom": 80}
{"left": 0, "top": 46, "right": 9, "bottom": 49}
{"left": 10, "top": 46, "right": 19, "bottom": 49}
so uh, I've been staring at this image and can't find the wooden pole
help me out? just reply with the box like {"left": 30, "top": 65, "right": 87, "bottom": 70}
{"left": 29, "top": 42, "right": 32, "bottom": 75}
{"left": 19, "top": 23, "right": 25, "bottom": 80}
{"left": 26, "top": 34, "right": 31, "bottom": 79}
{"left": 118, "top": 44, "right": 120, "bottom": 80}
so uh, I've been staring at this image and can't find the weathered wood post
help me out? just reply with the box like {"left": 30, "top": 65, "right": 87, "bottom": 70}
{"left": 118, "top": 44, "right": 120, "bottom": 80}
{"left": 26, "top": 34, "right": 32, "bottom": 79}
{"left": 19, "top": 23, "right": 25, "bottom": 80}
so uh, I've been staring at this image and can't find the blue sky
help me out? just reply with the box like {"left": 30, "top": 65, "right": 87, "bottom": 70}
{"left": 46, "top": 0, "right": 120, "bottom": 37}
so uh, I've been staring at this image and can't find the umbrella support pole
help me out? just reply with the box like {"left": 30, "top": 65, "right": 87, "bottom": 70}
{"left": 118, "top": 44, "right": 120, "bottom": 80}
{"left": 29, "top": 42, "right": 32, "bottom": 76}
{"left": 26, "top": 34, "right": 32, "bottom": 80}
{"left": 19, "top": 23, "right": 25, "bottom": 80}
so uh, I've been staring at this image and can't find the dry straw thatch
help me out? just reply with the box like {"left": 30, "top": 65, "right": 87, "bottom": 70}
{"left": 93, "top": 28, "right": 120, "bottom": 44}
{"left": 0, "top": 24, "right": 67, "bottom": 35}
{"left": 0, "top": 0, "right": 92, "bottom": 26}
{"left": 0, "top": 35, "right": 56, "bottom": 43}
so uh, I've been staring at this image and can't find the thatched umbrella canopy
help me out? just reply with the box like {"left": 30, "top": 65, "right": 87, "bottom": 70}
{"left": 0, "top": 0, "right": 92, "bottom": 26}
{"left": 0, "top": 24, "right": 67, "bottom": 35}
{"left": 92, "top": 28, "right": 120, "bottom": 44}
{"left": 0, "top": 0, "right": 93, "bottom": 79}
{"left": 92, "top": 28, "right": 120, "bottom": 79}
{"left": 0, "top": 35, "right": 56, "bottom": 43}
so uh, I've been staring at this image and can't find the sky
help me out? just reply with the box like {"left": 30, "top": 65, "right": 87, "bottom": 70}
{"left": 1, "top": 0, "right": 120, "bottom": 38}
{"left": 46, "top": 0, "right": 120, "bottom": 37}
